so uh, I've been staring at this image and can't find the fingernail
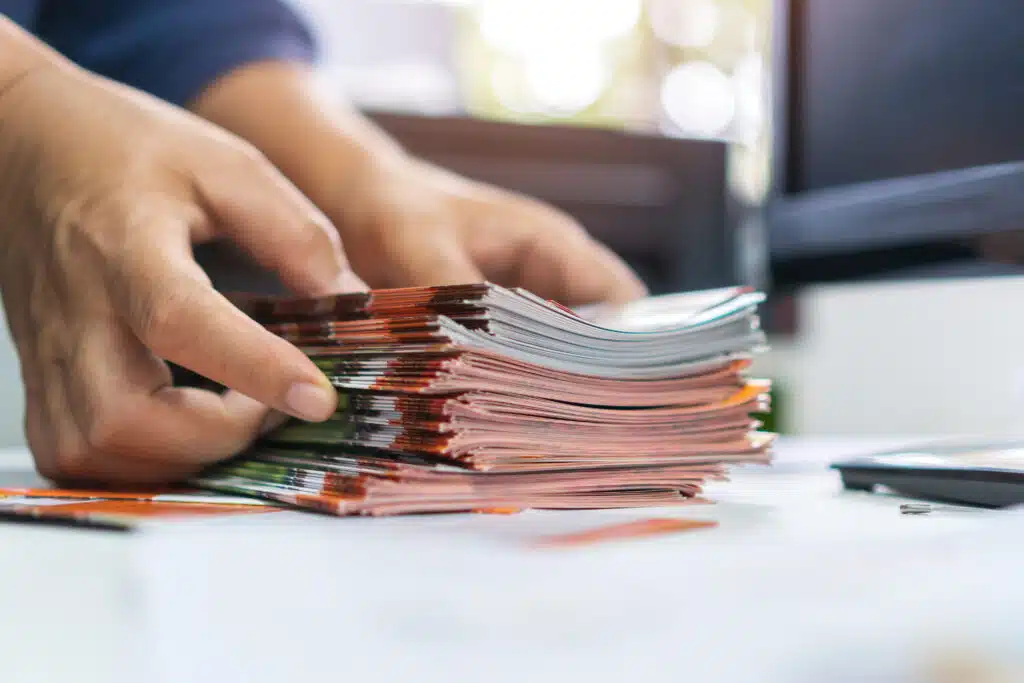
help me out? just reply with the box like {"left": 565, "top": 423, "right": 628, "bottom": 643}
{"left": 284, "top": 382, "right": 337, "bottom": 422}
{"left": 335, "top": 271, "right": 369, "bottom": 293}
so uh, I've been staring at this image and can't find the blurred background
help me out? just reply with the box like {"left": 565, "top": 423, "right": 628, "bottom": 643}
{"left": 297, "top": 0, "right": 769, "bottom": 140}
{"left": 0, "top": 0, "right": 1022, "bottom": 444}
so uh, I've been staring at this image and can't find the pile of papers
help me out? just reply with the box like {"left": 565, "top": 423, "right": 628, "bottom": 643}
{"left": 196, "top": 284, "right": 774, "bottom": 516}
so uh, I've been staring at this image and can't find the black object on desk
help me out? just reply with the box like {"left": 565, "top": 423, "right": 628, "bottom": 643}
{"left": 832, "top": 441, "right": 1024, "bottom": 508}
{"left": 768, "top": 0, "right": 1024, "bottom": 278}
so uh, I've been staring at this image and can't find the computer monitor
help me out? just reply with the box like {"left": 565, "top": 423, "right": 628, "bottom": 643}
{"left": 767, "top": 0, "right": 1024, "bottom": 286}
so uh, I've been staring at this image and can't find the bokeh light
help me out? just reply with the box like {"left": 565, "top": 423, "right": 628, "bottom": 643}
{"left": 648, "top": 0, "right": 722, "bottom": 49}
{"left": 661, "top": 61, "right": 737, "bottom": 138}
{"left": 525, "top": 50, "right": 610, "bottom": 115}
{"left": 732, "top": 53, "right": 766, "bottom": 141}
{"left": 478, "top": 0, "right": 642, "bottom": 55}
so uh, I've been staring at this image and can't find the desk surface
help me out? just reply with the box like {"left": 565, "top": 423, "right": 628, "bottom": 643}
{"left": 4, "top": 438, "right": 1024, "bottom": 683}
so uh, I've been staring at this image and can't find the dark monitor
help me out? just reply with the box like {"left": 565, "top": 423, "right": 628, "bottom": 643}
{"left": 767, "top": 0, "right": 1024, "bottom": 285}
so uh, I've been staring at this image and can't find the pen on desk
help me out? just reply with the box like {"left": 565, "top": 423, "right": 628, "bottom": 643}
{"left": 899, "top": 502, "right": 1002, "bottom": 516}
{"left": 0, "top": 508, "right": 132, "bottom": 532}
{"left": 900, "top": 503, "right": 933, "bottom": 515}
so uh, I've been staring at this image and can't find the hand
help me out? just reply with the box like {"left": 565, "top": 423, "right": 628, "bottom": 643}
{"left": 331, "top": 155, "right": 649, "bottom": 307}
{"left": 0, "top": 64, "right": 362, "bottom": 485}
{"left": 188, "top": 62, "right": 647, "bottom": 308}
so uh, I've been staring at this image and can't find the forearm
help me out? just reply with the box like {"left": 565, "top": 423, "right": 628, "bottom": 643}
{"left": 188, "top": 61, "right": 408, "bottom": 232}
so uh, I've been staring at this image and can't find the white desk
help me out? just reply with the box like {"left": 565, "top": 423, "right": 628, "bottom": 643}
{"left": 4, "top": 438, "right": 1024, "bottom": 683}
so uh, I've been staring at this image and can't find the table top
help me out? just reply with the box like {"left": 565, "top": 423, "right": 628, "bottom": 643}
{"left": 4, "top": 438, "right": 1024, "bottom": 683}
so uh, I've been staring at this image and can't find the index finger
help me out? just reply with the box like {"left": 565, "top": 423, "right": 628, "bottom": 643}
{"left": 107, "top": 239, "right": 338, "bottom": 424}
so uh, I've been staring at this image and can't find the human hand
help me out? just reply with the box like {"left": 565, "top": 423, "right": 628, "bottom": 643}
{"left": 189, "top": 62, "right": 647, "bottom": 308}
{"left": 332, "top": 154, "right": 648, "bottom": 307}
{"left": 0, "top": 64, "right": 362, "bottom": 485}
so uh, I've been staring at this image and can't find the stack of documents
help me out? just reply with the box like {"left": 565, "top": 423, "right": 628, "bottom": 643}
{"left": 196, "top": 284, "right": 774, "bottom": 515}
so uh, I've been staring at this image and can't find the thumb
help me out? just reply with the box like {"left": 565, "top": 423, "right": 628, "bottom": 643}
{"left": 196, "top": 148, "right": 367, "bottom": 296}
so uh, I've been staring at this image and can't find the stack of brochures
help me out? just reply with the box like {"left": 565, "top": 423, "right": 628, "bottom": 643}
{"left": 195, "top": 284, "right": 774, "bottom": 516}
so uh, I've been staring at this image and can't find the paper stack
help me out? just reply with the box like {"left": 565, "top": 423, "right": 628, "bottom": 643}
{"left": 195, "top": 284, "right": 774, "bottom": 516}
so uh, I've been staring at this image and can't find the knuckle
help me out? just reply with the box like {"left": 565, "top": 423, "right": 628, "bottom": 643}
{"left": 24, "top": 404, "right": 92, "bottom": 483}
{"left": 543, "top": 209, "right": 589, "bottom": 240}
{"left": 293, "top": 223, "right": 335, "bottom": 259}
{"left": 33, "top": 458, "right": 62, "bottom": 482}
{"left": 50, "top": 444, "right": 93, "bottom": 482}
{"left": 26, "top": 436, "right": 65, "bottom": 484}
{"left": 233, "top": 141, "right": 271, "bottom": 168}
{"left": 134, "top": 288, "right": 196, "bottom": 355}
{"left": 82, "top": 403, "right": 137, "bottom": 455}
{"left": 272, "top": 219, "right": 342, "bottom": 279}
{"left": 212, "top": 140, "right": 276, "bottom": 186}
{"left": 509, "top": 194, "right": 586, "bottom": 235}
{"left": 33, "top": 450, "right": 69, "bottom": 483}
{"left": 47, "top": 193, "right": 129, "bottom": 259}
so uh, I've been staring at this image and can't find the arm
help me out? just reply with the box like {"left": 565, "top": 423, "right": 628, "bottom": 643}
{"left": 189, "top": 61, "right": 648, "bottom": 306}
{"left": 34, "top": 0, "right": 317, "bottom": 108}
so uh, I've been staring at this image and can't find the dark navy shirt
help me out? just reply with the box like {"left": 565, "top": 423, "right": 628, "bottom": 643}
{"left": 1, "top": 0, "right": 318, "bottom": 106}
